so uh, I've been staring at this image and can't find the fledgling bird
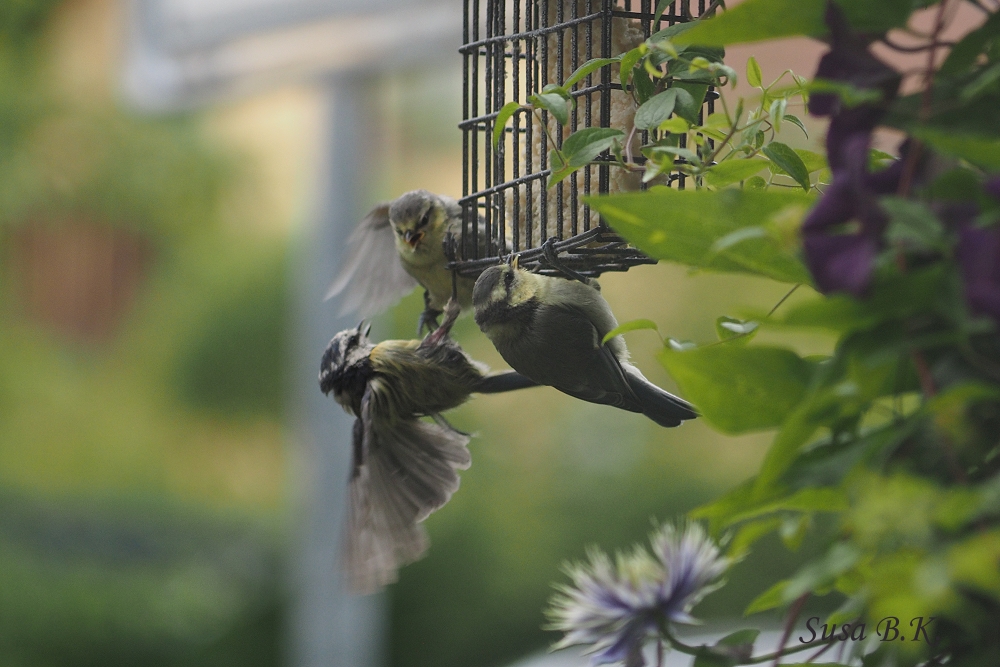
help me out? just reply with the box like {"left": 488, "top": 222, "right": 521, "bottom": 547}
{"left": 318, "top": 301, "right": 536, "bottom": 593}
{"left": 326, "top": 190, "right": 488, "bottom": 333}
{"left": 472, "top": 258, "right": 697, "bottom": 427}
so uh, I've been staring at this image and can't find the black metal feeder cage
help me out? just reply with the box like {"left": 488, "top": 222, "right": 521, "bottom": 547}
{"left": 453, "top": 0, "right": 719, "bottom": 279}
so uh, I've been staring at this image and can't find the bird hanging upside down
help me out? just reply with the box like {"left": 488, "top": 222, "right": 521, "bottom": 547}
{"left": 319, "top": 300, "right": 536, "bottom": 593}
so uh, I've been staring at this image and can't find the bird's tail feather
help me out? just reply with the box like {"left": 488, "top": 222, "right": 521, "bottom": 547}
{"left": 343, "top": 416, "right": 471, "bottom": 594}
{"left": 624, "top": 366, "right": 698, "bottom": 428}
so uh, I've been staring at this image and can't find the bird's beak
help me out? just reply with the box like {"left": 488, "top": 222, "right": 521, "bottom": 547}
{"left": 511, "top": 254, "right": 520, "bottom": 270}
{"left": 403, "top": 230, "right": 424, "bottom": 248}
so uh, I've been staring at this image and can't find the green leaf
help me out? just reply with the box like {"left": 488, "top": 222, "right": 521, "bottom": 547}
{"left": 718, "top": 629, "right": 761, "bottom": 648}
{"left": 729, "top": 517, "right": 783, "bottom": 558}
{"left": 746, "top": 56, "right": 763, "bottom": 88}
{"left": 757, "top": 266, "right": 952, "bottom": 333}
{"left": 768, "top": 98, "right": 787, "bottom": 132}
{"left": 794, "top": 149, "right": 826, "bottom": 173}
{"left": 697, "top": 629, "right": 760, "bottom": 666}
{"left": 673, "top": 83, "right": 706, "bottom": 124}
{"left": 763, "top": 142, "right": 811, "bottom": 191}
{"left": 565, "top": 57, "right": 620, "bottom": 89}
{"left": 692, "top": 651, "right": 736, "bottom": 667}
{"left": 753, "top": 393, "right": 832, "bottom": 494}
{"left": 645, "top": 144, "right": 700, "bottom": 164}
{"left": 745, "top": 579, "right": 789, "bottom": 614}
{"left": 834, "top": 0, "right": 919, "bottom": 33}
{"left": 940, "top": 10, "right": 1000, "bottom": 75}
{"left": 633, "top": 66, "right": 656, "bottom": 103}
{"left": 807, "top": 78, "right": 882, "bottom": 107}
{"left": 659, "top": 116, "right": 691, "bottom": 134}
{"left": 602, "top": 318, "right": 659, "bottom": 344}
{"left": 766, "top": 149, "right": 826, "bottom": 177}
{"left": 882, "top": 196, "right": 946, "bottom": 251}
{"left": 744, "top": 175, "right": 767, "bottom": 191}
{"left": 586, "top": 189, "right": 814, "bottom": 284}
{"left": 561, "top": 128, "right": 623, "bottom": 167}
{"left": 635, "top": 89, "right": 678, "bottom": 130}
{"left": 746, "top": 545, "right": 860, "bottom": 615}
{"left": 704, "top": 158, "right": 768, "bottom": 188}
{"left": 912, "top": 126, "right": 1000, "bottom": 171}
{"left": 619, "top": 48, "right": 644, "bottom": 89}
{"left": 529, "top": 92, "right": 570, "bottom": 125}
{"left": 672, "top": 0, "right": 826, "bottom": 47}
{"left": 726, "top": 487, "right": 849, "bottom": 526}
{"left": 548, "top": 128, "right": 624, "bottom": 187}
{"left": 715, "top": 316, "right": 758, "bottom": 344}
{"left": 649, "top": 20, "right": 698, "bottom": 44}
{"left": 492, "top": 101, "right": 522, "bottom": 149}
{"left": 783, "top": 114, "right": 808, "bottom": 138}
{"left": 781, "top": 542, "right": 861, "bottom": 600}
{"left": 541, "top": 83, "right": 571, "bottom": 98}
{"left": 653, "top": 0, "right": 673, "bottom": 24}
{"left": 659, "top": 345, "right": 814, "bottom": 434}
{"left": 961, "top": 61, "right": 1000, "bottom": 102}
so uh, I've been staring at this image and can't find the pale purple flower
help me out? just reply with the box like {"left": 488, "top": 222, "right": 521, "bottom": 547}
{"left": 547, "top": 523, "right": 729, "bottom": 667}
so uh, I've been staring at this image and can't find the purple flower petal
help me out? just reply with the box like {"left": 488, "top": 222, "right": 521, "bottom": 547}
{"left": 808, "top": 3, "right": 900, "bottom": 121}
{"left": 803, "top": 232, "right": 879, "bottom": 296}
{"left": 548, "top": 524, "right": 728, "bottom": 666}
{"left": 984, "top": 176, "right": 1000, "bottom": 203}
{"left": 958, "top": 224, "right": 1000, "bottom": 322}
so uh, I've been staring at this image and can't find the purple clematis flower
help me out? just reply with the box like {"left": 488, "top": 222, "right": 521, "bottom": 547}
{"left": 547, "top": 523, "right": 729, "bottom": 667}
{"left": 800, "top": 2, "right": 903, "bottom": 296}
{"left": 956, "top": 176, "right": 1000, "bottom": 323}
{"left": 957, "top": 225, "right": 1000, "bottom": 322}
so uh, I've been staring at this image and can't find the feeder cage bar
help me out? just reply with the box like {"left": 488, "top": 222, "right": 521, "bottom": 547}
{"left": 455, "top": 0, "right": 717, "bottom": 278}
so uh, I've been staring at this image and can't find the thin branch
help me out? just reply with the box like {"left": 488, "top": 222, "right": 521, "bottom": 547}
{"left": 772, "top": 593, "right": 810, "bottom": 667}
{"left": 768, "top": 283, "right": 802, "bottom": 317}
{"left": 804, "top": 636, "right": 836, "bottom": 663}
{"left": 625, "top": 123, "right": 638, "bottom": 167}
{"left": 531, "top": 108, "right": 568, "bottom": 169}
{"left": 967, "top": 0, "right": 993, "bottom": 15}
{"left": 660, "top": 626, "right": 835, "bottom": 665}
{"left": 879, "top": 36, "right": 955, "bottom": 53}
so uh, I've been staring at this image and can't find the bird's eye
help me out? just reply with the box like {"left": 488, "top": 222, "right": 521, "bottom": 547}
{"left": 503, "top": 270, "right": 514, "bottom": 289}
{"left": 417, "top": 210, "right": 432, "bottom": 229}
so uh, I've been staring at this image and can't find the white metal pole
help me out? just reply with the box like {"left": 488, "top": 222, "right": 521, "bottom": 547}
{"left": 287, "top": 73, "right": 385, "bottom": 667}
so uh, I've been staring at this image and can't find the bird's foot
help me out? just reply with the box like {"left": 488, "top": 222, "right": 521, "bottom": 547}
{"left": 541, "top": 237, "right": 590, "bottom": 284}
{"left": 420, "top": 298, "right": 460, "bottom": 348}
{"left": 416, "top": 289, "right": 443, "bottom": 336}
{"left": 417, "top": 307, "right": 442, "bottom": 337}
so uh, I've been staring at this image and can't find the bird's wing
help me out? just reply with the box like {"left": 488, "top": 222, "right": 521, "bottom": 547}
{"left": 341, "top": 387, "right": 471, "bottom": 594}
{"left": 325, "top": 202, "right": 419, "bottom": 317}
{"left": 513, "top": 302, "right": 642, "bottom": 411}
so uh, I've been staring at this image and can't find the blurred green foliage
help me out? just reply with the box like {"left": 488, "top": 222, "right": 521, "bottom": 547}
{"left": 0, "top": 2, "right": 289, "bottom": 665}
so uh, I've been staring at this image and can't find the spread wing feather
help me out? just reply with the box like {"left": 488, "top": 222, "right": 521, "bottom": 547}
{"left": 325, "top": 202, "right": 418, "bottom": 317}
{"left": 341, "top": 387, "right": 471, "bottom": 594}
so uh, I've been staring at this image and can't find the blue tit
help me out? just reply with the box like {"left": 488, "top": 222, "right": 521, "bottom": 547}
{"left": 318, "top": 301, "right": 536, "bottom": 593}
{"left": 325, "top": 189, "right": 495, "bottom": 333}
{"left": 472, "top": 258, "right": 697, "bottom": 427}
